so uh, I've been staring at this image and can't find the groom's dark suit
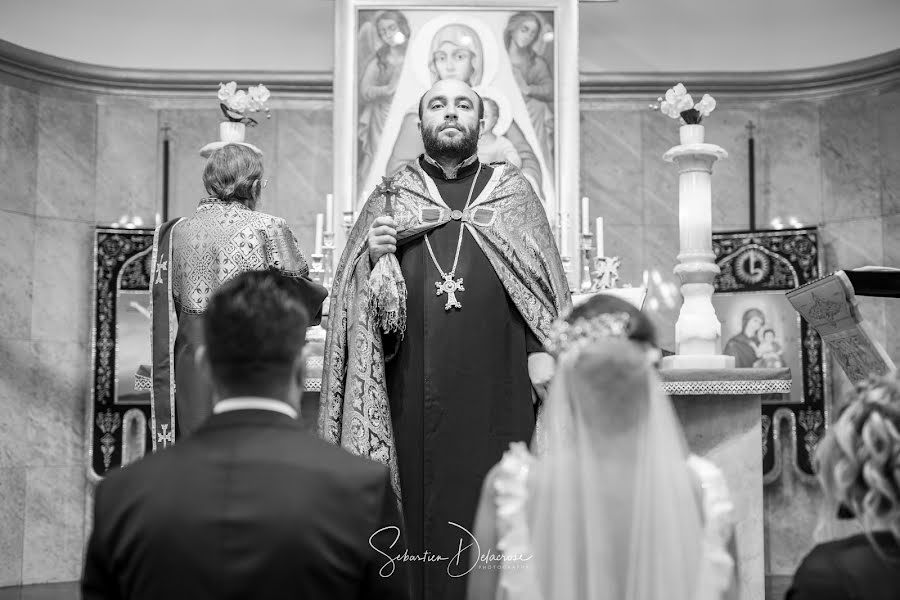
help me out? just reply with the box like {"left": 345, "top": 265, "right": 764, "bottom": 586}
{"left": 82, "top": 408, "right": 409, "bottom": 600}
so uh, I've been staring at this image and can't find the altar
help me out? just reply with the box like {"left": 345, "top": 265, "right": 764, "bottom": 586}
{"left": 662, "top": 367, "right": 792, "bottom": 600}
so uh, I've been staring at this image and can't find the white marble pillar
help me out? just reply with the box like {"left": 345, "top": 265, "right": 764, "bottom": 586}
{"left": 661, "top": 124, "right": 734, "bottom": 369}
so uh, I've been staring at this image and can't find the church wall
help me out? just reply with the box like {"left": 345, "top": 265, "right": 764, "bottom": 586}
{"left": 0, "top": 68, "right": 898, "bottom": 587}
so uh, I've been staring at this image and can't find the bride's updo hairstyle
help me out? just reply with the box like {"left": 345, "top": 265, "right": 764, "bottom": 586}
{"left": 545, "top": 295, "right": 660, "bottom": 434}
{"left": 815, "top": 373, "right": 900, "bottom": 545}
{"left": 566, "top": 294, "right": 657, "bottom": 347}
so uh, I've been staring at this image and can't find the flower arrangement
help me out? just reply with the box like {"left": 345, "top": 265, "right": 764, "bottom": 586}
{"left": 218, "top": 81, "right": 271, "bottom": 126}
{"left": 654, "top": 83, "right": 716, "bottom": 125}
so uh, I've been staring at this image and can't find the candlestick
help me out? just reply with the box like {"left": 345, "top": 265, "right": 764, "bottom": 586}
{"left": 322, "top": 231, "right": 335, "bottom": 290}
{"left": 309, "top": 253, "right": 325, "bottom": 285}
{"left": 581, "top": 196, "right": 589, "bottom": 234}
{"left": 342, "top": 210, "right": 355, "bottom": 234}
{"left": 325, "top": 193, "right": 334, "bottom": 233}
{"left": 580, "top": 233, "right": 594, "bottom": 292}
{"left": 314, "top": 213, "right": 324, "bottom": 255}
{"left": 595, "top": 216, "right": 604, "bottom": 257}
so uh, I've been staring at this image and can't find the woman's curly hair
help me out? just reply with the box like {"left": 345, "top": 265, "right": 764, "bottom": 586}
{"left": 816, "top": 373, "right": 900, "bottom": 543}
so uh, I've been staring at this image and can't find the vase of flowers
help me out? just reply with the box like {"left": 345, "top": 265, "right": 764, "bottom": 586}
{"left": 217, "top": 81, "right": 271, "bottom": 143}
{"left": 654, "top": 83, "right": 716, "bottom": 145}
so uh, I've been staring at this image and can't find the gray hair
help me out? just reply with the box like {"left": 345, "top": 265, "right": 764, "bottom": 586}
{"left": 203, "top": 144, "right": 263, "bottom": 208}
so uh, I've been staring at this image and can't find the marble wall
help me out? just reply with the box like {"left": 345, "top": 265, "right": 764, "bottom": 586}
{"left": 580, "top": 87, "right": 900, "bottom": 577}
{"left": 0, "top": 73, "right": 898, "bottom": 585}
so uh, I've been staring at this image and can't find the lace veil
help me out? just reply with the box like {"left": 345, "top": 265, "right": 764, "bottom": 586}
{"left": 525, "top": 311, "right": 706, "bottom": 600}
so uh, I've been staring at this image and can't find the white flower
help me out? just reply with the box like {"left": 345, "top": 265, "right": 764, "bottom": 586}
{"left": 660, "top": 83, "right": 695, "bottom": 118}
{"left": 248, "top": 84, "right": 270, "bottom": 104}
{"left": 659, "top": 100, "right": 681, "bottom": 119}
{"left": 680, "top": 94, "right": 695, "bottom": 112}
{"left": 225, "top": 90, "right": 250, "bottom": 113}
{"left": 218, "top": 81, "right": 237, "bottom": 102}
{"left": 665, "top": 83, "right": 687, "bottom": 104}
{"left": 696, "top": 94, "right": 717, "bottom": 117}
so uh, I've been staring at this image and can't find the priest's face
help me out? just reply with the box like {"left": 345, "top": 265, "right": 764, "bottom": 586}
{"left": 418, "top": 79, "right": 485, "bottom": 161}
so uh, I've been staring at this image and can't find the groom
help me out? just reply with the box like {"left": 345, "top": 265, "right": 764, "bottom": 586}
{"left": 320, "top": 78, "right": 570, "bottom": 600}
{"left": 84, "top": 271, "right": 409, "bottom": 600}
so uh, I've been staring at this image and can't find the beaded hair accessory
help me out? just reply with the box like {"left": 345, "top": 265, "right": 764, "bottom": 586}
{"left": 545, "top": 311, "right": 632, "bottom": 356}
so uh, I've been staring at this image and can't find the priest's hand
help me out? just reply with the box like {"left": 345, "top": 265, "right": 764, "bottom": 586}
{"left": 528, "top": 351, "right": 555, "bottom": 405}
{"left": 368, "top": 216, "right": 397, "bottom": 266}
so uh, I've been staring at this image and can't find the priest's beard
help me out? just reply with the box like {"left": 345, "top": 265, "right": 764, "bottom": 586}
{"left": 422, "top": 122, "right": 479, "bottom": 164}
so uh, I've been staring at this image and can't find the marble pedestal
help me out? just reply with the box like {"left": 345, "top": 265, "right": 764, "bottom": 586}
{"left": 660, "top": 367, "right": 792, "bottom": 600}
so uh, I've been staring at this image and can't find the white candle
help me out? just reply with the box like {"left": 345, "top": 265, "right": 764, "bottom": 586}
{"left": 314, "top": 213, "right": 324, "bottom": 254}
{"left": 325, "top": 194, "right": 334, "bottom": 233}
{"left": 595, "top": 216, "right": 604, "bottom": 257}
{"left": 581, "top": 196, "right": 590, "bottom": 234}
{"left": 155, "top": 212, "right": 161, "bottom": 226}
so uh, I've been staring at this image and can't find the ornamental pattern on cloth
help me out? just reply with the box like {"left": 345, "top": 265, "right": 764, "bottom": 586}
{"left": 687, "top": 455, "right": 737, "bottom": 600}
{"left": 662, "top": 379, "right": 792, "bottom": 395}
{"left": 493, "top": 442, "right": 540, "bottom": 599}
{"left": 489, "top": 447, "right": 737, "bottom": 600}
{"left": 318, "top": 159, "right": 571, "bottom": 501}
{"left": 172, "top": 199, "right": 309, "bottom": 314}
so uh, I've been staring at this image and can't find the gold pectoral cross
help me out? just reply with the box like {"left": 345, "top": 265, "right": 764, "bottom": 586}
{"left": 435, "top": 273, "right": 464, "bottom": 311}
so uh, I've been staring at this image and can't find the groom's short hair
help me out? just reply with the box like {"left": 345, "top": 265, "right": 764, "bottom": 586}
{"left": 203, "top": 269, "right": 310, "bottom": 389}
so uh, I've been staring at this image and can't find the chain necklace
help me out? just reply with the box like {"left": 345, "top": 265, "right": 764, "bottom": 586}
{"left": 424, "top": 163, "right": 482, "bottom": 311}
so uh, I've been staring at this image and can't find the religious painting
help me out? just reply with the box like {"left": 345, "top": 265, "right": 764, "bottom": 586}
{"left": 334, "top": 0, "right": 581, "bottom": 264}
{"left": 712, "top": 227, "right": 826, "bottom": 483}
{"left": 714, "top": 293, "right": 802, "bottom": 397}
{"left": 88, "top": 228, "right": 156, "bottom": 480}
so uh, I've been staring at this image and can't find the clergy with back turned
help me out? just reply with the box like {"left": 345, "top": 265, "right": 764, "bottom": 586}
{"left": 319, "top": 79, "right": 570, "bottom": 600}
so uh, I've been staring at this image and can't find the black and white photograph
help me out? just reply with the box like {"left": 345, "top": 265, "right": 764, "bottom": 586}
{"left": 0, "top": 1, "right": 898, "bottom": 599}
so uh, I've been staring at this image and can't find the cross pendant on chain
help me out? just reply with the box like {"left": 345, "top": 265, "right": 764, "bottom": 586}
{"left": 435, "top": 273, "right": 465, "bottom": 311}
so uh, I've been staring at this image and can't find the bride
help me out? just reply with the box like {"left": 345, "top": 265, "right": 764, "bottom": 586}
{"left": 465, "top": 295, "right": 738, "bottom": 600}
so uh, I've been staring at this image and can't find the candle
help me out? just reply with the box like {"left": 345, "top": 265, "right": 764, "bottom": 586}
{"left": 155, "top": 212, "right": 161, "bottom": 226}
{"left": 595, "top": 217, "right": 604, "bottom": 257}
{"left": 325, "top": 193, "right": 334, "bottom": 233}
{"left": 314, "top": 213, "right": 324, "bottom": 254}
{"left": 581, "top": 196, "right": 590, "bottom": 234}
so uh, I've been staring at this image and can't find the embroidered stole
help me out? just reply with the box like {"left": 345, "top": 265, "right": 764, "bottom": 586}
{"left": 150, "top": 218, "right": 183, "bottom": 451}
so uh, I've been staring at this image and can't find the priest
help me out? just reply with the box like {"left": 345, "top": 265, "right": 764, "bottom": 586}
{"left": 150, "top": 144, "right": 327, "bottom": 449}
{"left": 319, "top": 79, "right": 570, "bottom": 600}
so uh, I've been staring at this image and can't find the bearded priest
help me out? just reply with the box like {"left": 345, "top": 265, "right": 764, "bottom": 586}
{"left": 320, "top": 79, "right": 570, "bottom": 600}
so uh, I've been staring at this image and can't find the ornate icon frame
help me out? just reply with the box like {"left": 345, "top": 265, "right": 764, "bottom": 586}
{"left": 712, "top": 227, "right": 828, "bottom": 483}
{"left": 333, "top": 0, "right": 581, "bottom": 284}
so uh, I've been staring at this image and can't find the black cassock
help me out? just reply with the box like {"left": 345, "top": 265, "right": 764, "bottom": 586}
{"left": 384, "top": 157, "right": 541, "bottom": 600}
